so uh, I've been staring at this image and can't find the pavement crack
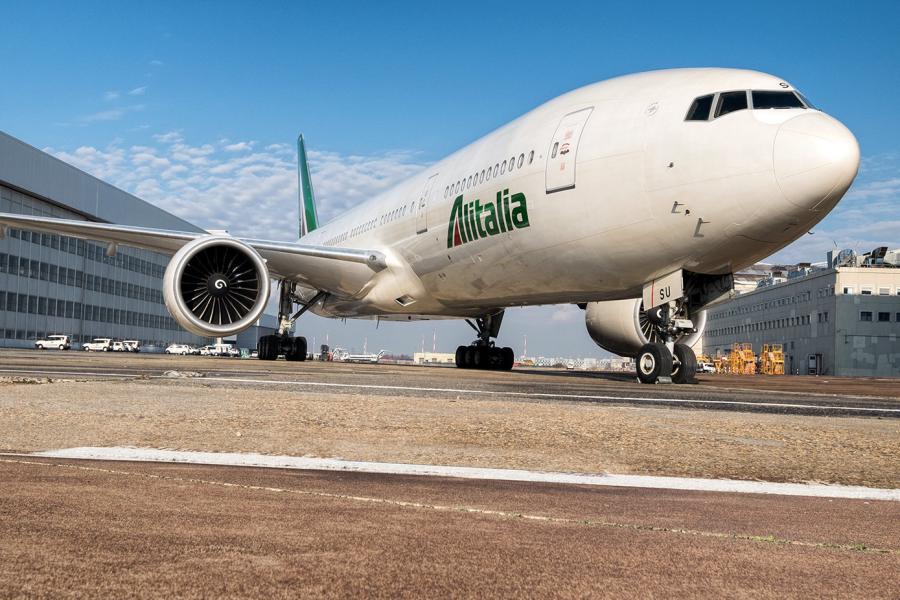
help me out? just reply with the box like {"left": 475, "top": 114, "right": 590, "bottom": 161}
{"left": 5, "top": 458, "right": 895, "bottom": 556}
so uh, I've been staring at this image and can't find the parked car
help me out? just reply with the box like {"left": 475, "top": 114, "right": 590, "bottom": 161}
{"left": 111, "top": 341, "right": 129, "bottom": 352}
{"left": 35, "top": 334, "right": 70, "bottom": 350}
{"left": 83, "top": 338, "right": 112, "bottom": 352}
{"left": 122, "top": 340, "right": 141, "bottom": 353}
{"left": 696, "top": 362, "right": 716, "bottom": 374}
{"left": 165, "top": 343, "right": 194, "bottom": 355}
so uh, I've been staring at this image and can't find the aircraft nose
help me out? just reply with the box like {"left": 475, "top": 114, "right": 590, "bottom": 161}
{"left": 773, "top": 113, "right": 860, "bottom": 210}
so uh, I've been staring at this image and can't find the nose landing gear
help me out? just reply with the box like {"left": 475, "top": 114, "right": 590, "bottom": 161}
{"left": 455, "top": 311, "right": 515, "bottom": 371}
{"left": 636, "top": 301, "right": 698, "bottom": 384}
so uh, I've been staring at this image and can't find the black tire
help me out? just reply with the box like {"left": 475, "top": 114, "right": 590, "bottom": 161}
{"left": 671, "top": 343, "right": 697, "bottom": 384}
{"left": 286, "top": 337, "right": 307, "bottom": 362}
{"left": 58, "top": 345, "right": 64, "bottom": 350}
{"left": 258, "top": 335, "right": 279, "bottom": 361}
{"left": 464, "top": 346, "right": 476, "bottom": 368}
{"left": 455, "top": 346, "right": 467, "bottom": 368}
{"left": 472, "top": 346, "right": 489, "bottom": 369}
{"left": 500, "top": 347, "right": 515, "bottom": 371}
{"left": 636, "top": 343, "right": 672, "bottom": 384}
{"left": 36, "top": 344, "right": 43, "bottom": 350}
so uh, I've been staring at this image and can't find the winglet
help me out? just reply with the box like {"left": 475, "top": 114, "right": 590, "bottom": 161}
{"left": 298, "top": 134, "right": 319, "bottom": 238}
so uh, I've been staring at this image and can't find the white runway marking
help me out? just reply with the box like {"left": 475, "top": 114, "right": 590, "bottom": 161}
{"left": 24, "top": 447, "right": 900, "bottom": 502}
{"left": 195, "top": 376, "right": 900, "bottom": 414}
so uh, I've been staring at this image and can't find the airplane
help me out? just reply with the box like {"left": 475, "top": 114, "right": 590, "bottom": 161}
{"left": 0, "top": 68, "right": 859, "bottom": 384}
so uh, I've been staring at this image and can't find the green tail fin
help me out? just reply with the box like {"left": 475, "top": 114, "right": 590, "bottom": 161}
{"left": 297, "top": 134, "right": 319, "bottom": 237}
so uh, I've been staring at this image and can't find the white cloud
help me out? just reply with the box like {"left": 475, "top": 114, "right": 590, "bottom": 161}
{"left": 149, "top": 59, "right": 164, "bottom": 67}
{"left": 128, "top": 86, "right": 148, "bottom": 96}
{"left": 46, "top": 133, "right": 429, "bottom": 241}
{"left": 80, "top": 104, "right": 145, "bottom": 124}
{"left": 223, "top": 141, "right": 254, "bottom": 152}
{"left": 103, "top": 91, "right": 120, "bottom": 101}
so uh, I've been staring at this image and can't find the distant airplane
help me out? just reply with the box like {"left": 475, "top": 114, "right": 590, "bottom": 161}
{"left": 0, "top": 68, "right": 859, "bottom": 383}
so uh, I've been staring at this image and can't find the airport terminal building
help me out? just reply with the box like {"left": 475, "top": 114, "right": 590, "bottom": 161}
{"left": 0, "top": 130, "right": 211, "bottom": 350}
{"left": 703, "top": 254, "right": 900, "bottom": 377}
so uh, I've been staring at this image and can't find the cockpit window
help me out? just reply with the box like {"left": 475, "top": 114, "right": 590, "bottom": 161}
{"left": 715, "top": 91, "right": 748, "bottom": 118}
{"left": 796, "top": 92, "right": 817, "bottom": 110}
{"left": 752, "top": 91, "right": 804, "bottom": 109}
{"left": 685, "top": 94, "right": 714, "bottom": 121}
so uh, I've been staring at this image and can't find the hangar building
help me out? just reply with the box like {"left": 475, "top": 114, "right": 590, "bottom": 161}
{"left": 0, "top": 130, "right": 212, "bottom": 350}
{"left": 703, "top": 250, "right": 900, "bottom": 377}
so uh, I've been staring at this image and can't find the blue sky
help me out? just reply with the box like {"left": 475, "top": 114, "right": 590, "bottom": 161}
{"left": 2, "top": 1, "right": 899, "bottom": 357}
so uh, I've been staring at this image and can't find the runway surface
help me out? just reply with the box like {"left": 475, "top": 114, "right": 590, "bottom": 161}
{"left": 1, "top": 349, "right": 898, "bottom": 417}
{"left": 2, "top": 349, "right": 898, "bottom": 597}
{"left": 1, "top": 456, "right": 898, "bottom": 599}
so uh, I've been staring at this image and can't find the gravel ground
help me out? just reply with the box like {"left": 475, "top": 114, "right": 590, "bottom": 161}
{"left": 1, "top": 378, "right": 897, "bottom": 488}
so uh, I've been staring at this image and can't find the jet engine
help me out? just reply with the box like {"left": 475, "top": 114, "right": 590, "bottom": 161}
{"left": 163, "top": 236, "right": 271, "bottom": 337}
{"left": 584, "top": 299, "right": 706, "bottom": 357}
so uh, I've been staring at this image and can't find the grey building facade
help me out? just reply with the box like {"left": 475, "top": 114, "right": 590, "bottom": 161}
{"left": 0, "top": 130, "right": 211, "bottom": 350}
{"left": 703, "top": 265, "right": 900, "bottom": 377}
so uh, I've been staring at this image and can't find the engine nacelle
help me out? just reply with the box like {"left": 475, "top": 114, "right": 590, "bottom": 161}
{"left": 163, "top": 236, "right": 271, "bottom": 337}
{"left": 585, "top": 299, "right": 706, "bottom": 357}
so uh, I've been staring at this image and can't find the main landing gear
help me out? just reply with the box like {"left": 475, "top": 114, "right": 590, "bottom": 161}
{"left": 257, "top": 282, "right": 325, "bottom": 361}
{"left": 636, "top": 301, "right": 697, "bottom": 385}
{"left": 455, "top": 312, "right": 515, "bottom": 371}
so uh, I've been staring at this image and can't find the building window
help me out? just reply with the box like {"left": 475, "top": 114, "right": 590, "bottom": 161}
{"left": 861, "top": 287, "right": 873, "bottom": 295}
{"left": 860, "top": 311, "right": 873, "bottom": 322}
{"left": 843, "top": 286, "right": 854, "bottom": 295}
{"left": 877, "top": 312, "right": 890, "bottom": 322}
{"left": 879, "top": 288, "right": 890, "bottom": 296}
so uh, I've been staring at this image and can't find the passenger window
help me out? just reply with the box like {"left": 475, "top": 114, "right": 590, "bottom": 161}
{"left": 480, "top": 169, "right": 485, "bottom": 183}
{"left": 466, "top": 176, "right": 472, "bottom": 189}
{"left": 517, "top": 153, "right": 524, "bottom": 168}
{"left": 685, "top": 94, "right": 713, "bottom": 121}
{"left": 444, "top": 186, "right": 448, "bottom": 198}
{"left": 715, "top": 91, "right": 748, "bottom": 118}
{"left": 509, "top": 156, "right": 515, "bottom": 171}
{"left": 528, "top": 150, "right": 534, "bottom": 164}
{"left": 751, "top": 91, "right": 804, "bottom": 109}
{"left": 494, "top": 163, "right": 499, "bottom": 177}
{"left": 500, "top": 161, "right": 506, "bottom": 175}
{"left": 551, "top": 142, "right": 559, "bottom": 158}
{"left": 485, "top": 167, "right": 491, "bottom": 181}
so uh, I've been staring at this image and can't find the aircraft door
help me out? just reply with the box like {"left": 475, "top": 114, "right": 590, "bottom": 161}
{"left": 416, "top": 173, "right": 439, "bottom": 234}
{"left": 545, "top": 107, "right": 593, "bottom": 193}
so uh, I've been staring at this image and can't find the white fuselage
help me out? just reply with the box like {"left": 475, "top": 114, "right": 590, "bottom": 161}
{"left": 300, "top": 68, "right": 859, "bottom": 319}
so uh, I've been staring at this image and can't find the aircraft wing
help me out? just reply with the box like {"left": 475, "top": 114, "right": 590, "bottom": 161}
{"left": 0, "top": 212, "right": 386, "bottom": 296}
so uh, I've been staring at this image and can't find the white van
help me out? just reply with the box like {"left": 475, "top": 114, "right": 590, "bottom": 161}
{"left": 35, "top": 335, "right": 70, "bottom": 350}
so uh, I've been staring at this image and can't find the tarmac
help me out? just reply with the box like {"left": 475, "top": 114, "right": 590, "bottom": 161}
{"left": 0, "top": 349, "right": 898, "bottom": 597}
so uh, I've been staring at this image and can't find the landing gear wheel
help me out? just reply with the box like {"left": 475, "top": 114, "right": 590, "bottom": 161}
{"left": 472, "top": 346, "right": 490, "bottom": 369}
{"left": 285, "top": 336, "right": 308, "bottom": 362}
{"left": 258, "top": 334, "right": 279, "bottom": 361}
{"left": 464, "top": 346, "right": 476, "bottom": 368}
{"left": 636, "top": 343, "right": 672, "bottom": 384}
{"left": 671, "top": 343, "right": 697, "bottom": 384}
{"left": 500, "top": 347, "right": 514, "bottom": 371}
{"left": 455, "top": 346, "right": 466, "bottom": 368}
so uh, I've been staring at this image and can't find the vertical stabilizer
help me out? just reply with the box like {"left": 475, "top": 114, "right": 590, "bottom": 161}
{"left": 297, "top": 134, "right": 319, "bottom": 237}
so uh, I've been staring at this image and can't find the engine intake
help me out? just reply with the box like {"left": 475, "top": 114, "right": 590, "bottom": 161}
{"left": 163, "top": 236, "right": 271, "bottom": 337}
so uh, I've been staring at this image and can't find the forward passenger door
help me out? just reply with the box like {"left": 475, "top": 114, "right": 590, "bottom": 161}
{"left": 546, "top": 107, "right": 593, "bottom": 193}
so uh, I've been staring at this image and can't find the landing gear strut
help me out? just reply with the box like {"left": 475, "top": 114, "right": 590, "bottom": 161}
{"left": 258, "top": 282, "right": 325, "bottom": 361}
{"left": 455, "top": 311, "right": 515, "bottom": 371}
{"left": 636, "top": 300, "right": 697, "bottom": 384}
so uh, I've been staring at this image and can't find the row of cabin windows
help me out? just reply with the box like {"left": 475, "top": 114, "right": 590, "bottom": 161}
{"left": 685, "top": 90, "right": 811, "bottom": 122}
{"left": 443, "top": 150, "right": 535, "bottom": 200}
